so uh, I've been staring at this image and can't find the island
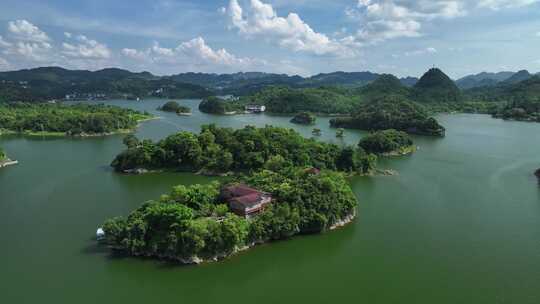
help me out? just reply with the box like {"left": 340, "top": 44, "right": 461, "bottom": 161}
{"left": 111, "top": 124, "right": 377, "bottom": 176}
{"left": 199, "top": 96, "right": 242, "bottom": 115}
{"left": 535, "top": 168, "right": 540, "bottom": 182}
{"left": 329, "top": 96, "right": 446, "bottom": 137}
{"left": 99, "top": 166, "right": 357, "bottom": 264}
{"left": 0, "top": 102, "right": 153, "bottom": 136}
{"left": 290, "top": 112, "right": 316, "bottom": 125}
{"left": 158, "top": 101, "right": 192, "bottom": 116}
{"left": 0, "top": 147, "right": 17, "bottom": 168}
{"left": 359, "top": 129, "right": 415, "bottom": 156}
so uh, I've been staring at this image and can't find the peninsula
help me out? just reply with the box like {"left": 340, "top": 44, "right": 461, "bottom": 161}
{"left": 0, "top": 102, "right": 153, "bottom": 137}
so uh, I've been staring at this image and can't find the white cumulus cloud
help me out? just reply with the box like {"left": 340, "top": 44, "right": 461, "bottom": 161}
{"left": 62, "top": 35, "right": 111, "bottom": 59}
{"left": 8, "top": 20, "right": 51, "bottom": 42}
{"left": 226, "top": 0, "right": 358, "bottom": 57}
{"left": 122, "top": 36, "right": 264, "bottom": 69}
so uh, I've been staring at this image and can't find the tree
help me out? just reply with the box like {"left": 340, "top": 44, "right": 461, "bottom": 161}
{"left": 123, "top": 134, "right": 139, "bottom": 149}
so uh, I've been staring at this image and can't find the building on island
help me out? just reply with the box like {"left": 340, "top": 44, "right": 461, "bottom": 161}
{"left": 305, "top": 167, "right": 321, "bottom": 175}
{"left": 221, "top": 184, "right": 273, "bottom": 218}
{"left": 245, "top": 105, "right": 266, "bottom": 113}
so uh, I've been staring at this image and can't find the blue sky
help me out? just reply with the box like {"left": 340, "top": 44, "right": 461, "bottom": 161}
{"left": 0, "top": 0, "right": 539, "bottom": 79}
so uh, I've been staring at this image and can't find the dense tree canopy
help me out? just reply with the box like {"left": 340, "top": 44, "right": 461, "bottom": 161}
{"left": 199, "top": 96, "right": 242, "bottom": 114}
{"left": 412, "top": 68, "right": 462, "bottom": 103}
{"left": 330, "top": 96, "right": 446, "bottom": 137}
{"left": 359, "top": 129, "right": 414, "bottom": 154}
{"left": 111, "top": 124, "right": 377, "bottom": 174}
{"left": 0, "top": 102, "right": 152, "bottom": 135}
{"left": 101, "top": 166, "right": 358, "bottom": 262}
{"left": 241, "top": 86, "right": 360, "bottom": 114}
{"left": 158, "top": 101, "right": 191, "bottom": 114}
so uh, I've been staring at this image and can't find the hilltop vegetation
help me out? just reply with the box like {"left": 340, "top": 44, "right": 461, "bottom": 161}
{"left": 411, "top": 68, "right": 462, "bottom": 103}
{"left": 357, "top": 74, "right": 411, "bottom": 100}
{"left": 101, "top": 166, "right": 358, "bottom": 263}
{"left": 111, "top": 124, "right": 377, "bottom": 175}
{"left": 330, "top": 96, "right": 445, "bottom": 136}
{"left": 0, "top": 102, "right": 152, "bottom": 136}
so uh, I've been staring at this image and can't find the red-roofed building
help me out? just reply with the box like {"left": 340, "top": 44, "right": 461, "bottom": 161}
{"left": 221, "top": 184, "right": 273, "bottom": 218}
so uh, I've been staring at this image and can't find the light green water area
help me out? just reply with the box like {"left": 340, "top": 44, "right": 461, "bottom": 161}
{"left": 1, "top": 99, "right": 539, "bottom": 304}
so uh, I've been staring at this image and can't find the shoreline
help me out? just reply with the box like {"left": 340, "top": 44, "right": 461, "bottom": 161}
{"left": 102, "top": 210, "right": 357, "bottom": 265}
{"left": 0, "top": 159, "right": 18, "bottom": 168}
{"left": 0, "top": 116, "right": 157, "bottom": 138}
{"left": 380, "top": 145, "right": 417, "bottom": 157}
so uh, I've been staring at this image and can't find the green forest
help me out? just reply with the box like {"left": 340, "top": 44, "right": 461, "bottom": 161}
{"left": 240, "top": 86, "right": 360, "bottom": 114}
{"left": 101, "top": 166, "right": 358, "bottom": 262}
{"left": 0, "top": 103, "right": 152, "bottom": 135}
{"left": 199, "top": 96, "right": 243, "bottom": 114}
{"left": 111, "top": 124, "right": 377, "bottom": 175}
{"left": 359, "top": 129, "right": 414, "bottom": 155}
{"left": 158, "top": 101, "right": 191, "bottom": 114}
{"left": 330, "top": 96, "right": 446, "bottom": 136}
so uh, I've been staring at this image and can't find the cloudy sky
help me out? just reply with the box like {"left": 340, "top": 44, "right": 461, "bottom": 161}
{"left": 0, "top": 0, "right": 539, "bottom": 78}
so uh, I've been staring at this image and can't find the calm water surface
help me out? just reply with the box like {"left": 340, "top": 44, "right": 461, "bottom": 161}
{"left": 1, "top": 99, "right": 539, "bottom": 304}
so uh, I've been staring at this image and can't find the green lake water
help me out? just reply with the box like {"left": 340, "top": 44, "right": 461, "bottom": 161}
{"left": 1, "top": 99, "right": 539, "bottom": 304}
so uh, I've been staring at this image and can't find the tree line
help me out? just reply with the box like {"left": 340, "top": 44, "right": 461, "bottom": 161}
{"left": 0, "top": 102, "right": 152, "bottom": 135}
{"left": 111, "top": 124, "right": 377, "bottom": 175}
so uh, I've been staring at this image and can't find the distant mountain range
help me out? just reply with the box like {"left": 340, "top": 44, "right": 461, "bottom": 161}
{"left": 1, "top": 66, "right": 539, "bottom": 103}
{"left": 456, "top": 70, "right": 538, "bottom": 89}
{"left": 168, "top": 70, "right": 419, "bottom": 95}
{"left": 0, "top": 67, "right": 421, "bottom": 102}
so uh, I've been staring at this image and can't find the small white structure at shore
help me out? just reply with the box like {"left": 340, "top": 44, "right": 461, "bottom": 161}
{"left": 245, "top": 105, "right": 266, "bottom": 113}
{"left": 96, "top": 228, "right": 105, "bottom": 241}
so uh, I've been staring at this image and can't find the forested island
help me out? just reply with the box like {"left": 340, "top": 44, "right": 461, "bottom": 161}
{"left": 290, "top": 112, "right": 316, "bottom": 125}
{"left": 199, "top": 96, "right": 243, "bottom": 115}
{"left": 0, "top": 103, "right": 152, "bottom": 136}
{"left": 359, "top": 130, "right": 415, "bottom": 155}
{"left": 100, "top": 166, "right": 358, "bottom": 264}
{"left": 158, "top": 101, "right": 192, "bottom": 116}
{"left": 330, "top": 96, "right": 446, "bottom": 137}
{"left": 111, "top": 124, "right": 377, "bottom": 175}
